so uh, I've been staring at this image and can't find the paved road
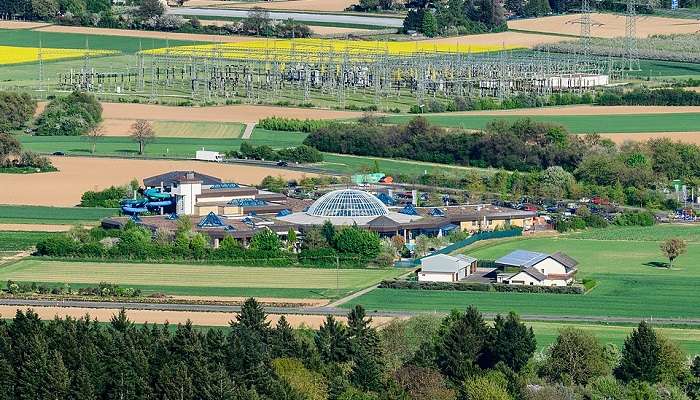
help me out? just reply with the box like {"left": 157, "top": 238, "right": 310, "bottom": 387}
{"left": 3, "top": 298, "right": 700, "bottom": 326}
{"left": 169, "top": 8, "right": 404, "bottom": 28}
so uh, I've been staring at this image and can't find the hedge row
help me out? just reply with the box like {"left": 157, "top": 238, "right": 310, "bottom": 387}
{"left": 378, "top": 280, "right": 585, "bottom": 294}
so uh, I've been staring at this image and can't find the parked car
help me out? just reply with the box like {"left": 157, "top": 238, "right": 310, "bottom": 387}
{"left": 591, "top": 196, "right": 610, "bottom": 206}
{"left": 276, "top": 161, "right": 288, "bottom": 167}
{"left": 52, "top": 151, "right": 65, "bottom": 156}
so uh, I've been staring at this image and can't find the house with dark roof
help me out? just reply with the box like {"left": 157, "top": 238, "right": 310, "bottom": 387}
{"left": 495, "top": 250, "right": 578, "bottom": 286}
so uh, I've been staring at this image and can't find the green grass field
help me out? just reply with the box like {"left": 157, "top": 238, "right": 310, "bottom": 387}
{"left": 0, "top": 260, "right": 405, "bottom": 299}
{"left": 18, "top": 128, "right": 306, "bottom": 157}
{"left": 0, "top": 205, "right": 118, "bottom": 224}
{"left": 0, "top": 29, "right": 200, "bottom": 53}
{"left": 317, "top": 153, "right": 500, "bottom": 176}
{"left": 0, "top": 231, "right": 58, "bottom": 251}
{"left": 344, "top": 225, "right": 700, "bottom": 319}
{"left": 151, "top": 121, "right": 244, "bottom": 138}
{"left": 386, "top": 113, "right": 700, "bottom": 133}
{"left": 530, "top": 321, "right": 700, "bottom": 355}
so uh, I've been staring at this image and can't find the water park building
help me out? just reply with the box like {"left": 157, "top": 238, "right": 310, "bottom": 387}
{"left": 103, "top": 171, "right": 537, "bottom": 245}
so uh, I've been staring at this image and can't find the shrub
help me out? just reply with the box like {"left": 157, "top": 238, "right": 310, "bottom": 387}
{"left": 614, "top": 211, "right": 656, "bottom": 226}
{"left": 0, "top": 91, "right": 36, "bottom": 133}
{"left": 80, "top": 185, "right": 130, "bottom": 208}
{"left": 379, "top": 280, "right": 584, "bottom": 294}
{"left": 35, "top": 91, "right": 102, "bottom": 136}
{"left": 257, "top": 117, "right": 330, "bottom": 133}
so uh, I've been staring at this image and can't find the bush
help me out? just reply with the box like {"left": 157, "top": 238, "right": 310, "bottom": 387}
{"left": 614, "top": 211, "right": 656, "bottom": 226}
{"left": 0, "top": 91, "right": 36, "bottom": 133}
{"left": 35, "top": 91, "right": 102, "bottom": 136}
{"left": 379, "top": 280, "right": 584, "bottom": 294}
{"left": 80, "top": 185, "right": 130, "bottom": 208}
{"left": 598, "top": 88, "right": 700, "bottom": 106}
{"left": 276, "top": 145, "right": 323, "bottom": 163}
{"left": 257, "top": 117, "right": 330, "bottom": 133}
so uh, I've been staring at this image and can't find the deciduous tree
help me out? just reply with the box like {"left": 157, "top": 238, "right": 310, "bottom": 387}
{"left": 129, "top": 120, "right": 155, "bottom": 155}
{"left": 660, "top": 237, "right": 687, "bottom": 268}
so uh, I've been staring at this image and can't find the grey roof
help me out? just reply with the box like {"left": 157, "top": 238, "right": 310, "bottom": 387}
{"left": 367, "top": 215, "right": 401, "bottom": 229}
{"left": 551, "top": 252, "right": 579, "bottom": 271}
{"left": 495, "top": 250, "right": 549, "bottom": 268}
{"left": 455, "top": 254, "right": 478, "bottom": 264}
{"left": 521, "top": 267, "right": 547, "bottom": 281}
{"left": 420, "top": 253, "right": 474, "bottom": 273}
{"left": 144, "top": 171, "right": 222, "bottom": 187}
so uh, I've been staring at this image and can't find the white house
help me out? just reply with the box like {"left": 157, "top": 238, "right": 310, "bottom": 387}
{"left": 495, "top": 250, "right": 578, "bottom": 287}
{"left": 418, "top": 254, "right": 478, "bottom": 283}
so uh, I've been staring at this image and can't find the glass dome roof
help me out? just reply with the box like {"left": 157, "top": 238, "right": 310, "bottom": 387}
{"left": 307, "top": 189, "right": 389, "bottom": 217}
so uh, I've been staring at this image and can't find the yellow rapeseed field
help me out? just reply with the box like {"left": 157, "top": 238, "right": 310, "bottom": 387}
{"left": 0, "top": 46, "right": 118, "bottom": 65}
{"left": 142, "top": 38, "right": 519, "bottom": 62}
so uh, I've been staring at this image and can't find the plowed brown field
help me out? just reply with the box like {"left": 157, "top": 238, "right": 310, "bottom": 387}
{"left": 508, "top": 13, "right": 700, "bottom": 38}
{"left": 0, "top": 156, "right": 314, "bottom": 206}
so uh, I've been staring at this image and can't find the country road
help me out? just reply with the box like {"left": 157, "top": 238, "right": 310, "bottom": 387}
{"left": 168, "top": 8, "right": 404, "bottom": 27}
{"left": 2, "top": 298, "right": 700, "bottom": 326}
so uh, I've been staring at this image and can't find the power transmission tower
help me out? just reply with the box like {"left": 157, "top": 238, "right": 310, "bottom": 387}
{"left": 567, "top": 0, "right": 603, "bottom": 58}
{"left": 624, "top": 0, "right": 640, "bottom": 71}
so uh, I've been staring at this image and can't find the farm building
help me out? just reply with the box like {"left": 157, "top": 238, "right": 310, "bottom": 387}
{"left": 495, "top": 250, "right": 578, "bottom": 286}
{"left": 418, "top": 254, "right": 478, "bottom": 282}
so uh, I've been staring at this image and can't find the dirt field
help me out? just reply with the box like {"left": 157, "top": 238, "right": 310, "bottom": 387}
{"left": 169, "top": 295, "right": 329, "bottom": 307}
{"left": 447, "top": 105, "right": 700, "bottom": 116}
{"left": 0, "top": 21, "right": 52, "bottom": 29}
{"left": 0, "top": 224, "right": 77, "bottom": 232}
{"left": 0, "top": 156, "right": 315, "bottom": 206}
{"left": 33, "top": 25, "right": 255, "bottom": 43}
{"left": 424, "top": 31, "right": 568, "bottom": 48}
{"left": 508, "top": 13, "right": 700, "bottom": 38}
{"left": 600, "top": 132, "right": 700, "bottom": 145}
{"left": 0, "top": 306, "right": 401, "bottom": 328}
{"left": 190, "top": 0, "right": 358, "bottom": 12}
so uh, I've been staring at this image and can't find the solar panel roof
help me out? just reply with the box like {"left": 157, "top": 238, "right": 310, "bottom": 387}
{"left": 495, "top": 250, "right": 549, "bottom": 267}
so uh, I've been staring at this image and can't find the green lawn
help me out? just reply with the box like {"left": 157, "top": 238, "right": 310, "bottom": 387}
{"left": 0, "top": 29, "right": 201, "bottom": 53}
{"left": 385, "top": 113, "right": 700, "bottom": 134}
{"left": 0, "top": 231, "right": 58, "bottom": 251}
{"left": 0, "top": 260, "right": 404, "bottom": 299}
{"left": 530, "top": 321, "right": 700, "bottom": 355}
{"left": 151, "top": 121, "right": 244, "bottom": 139}
{"left": 316, "top": 153, "right": 500, "bottom": 176}
{"left": 18, "top": 129, "right": 306, "bottom": 158}
{"left": 0, "top": 205, "right": 118, "bottom": 224}
{"left": 345, "top": 225, "right": 700, "bottom": 319}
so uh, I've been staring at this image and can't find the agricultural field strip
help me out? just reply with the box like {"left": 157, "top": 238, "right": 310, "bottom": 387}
{"left": 0, "top": 45, "right": 118, "bottom": 65}
{"left": 386, "top": 113, "right": 700, "bottom": 133}
{"left": 0, "top": 260, "right": 403, "bottom": 290}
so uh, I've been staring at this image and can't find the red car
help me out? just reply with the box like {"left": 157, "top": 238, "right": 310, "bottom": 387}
{"left": 591, "top": 196, "right": 609, "bottom": 205}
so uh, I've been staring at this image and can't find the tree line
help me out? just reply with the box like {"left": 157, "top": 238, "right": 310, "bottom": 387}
{"left": 304, "top": 117, "right": 700, "bottom": 206}
{"left": 35, "top": 220, "right": 393, "bottom": 268}
{"left": 0, "top": 302, "right": 697, "bottom": 400}
{"left": 0, "top": 92, "right": 54, "bottom": 171}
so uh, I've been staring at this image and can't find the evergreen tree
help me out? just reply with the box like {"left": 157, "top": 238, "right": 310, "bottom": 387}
{"left": 490, "top": 312, "right": 536, "bottom": 372}
{"left": 436, "top": 306, "right": 490, "bottom": 382}
{"left": 69, "top": 367, "right": 97, "bottom": 400}
{"left": 421, "top": 11, "right": 438, "bottom": 37}
{"left": 42, "top": 351, "right": 70, "bottom": 400}
{"left": 321, "top": 221, "right": 336, "bottom": 247}
{"left": 227, "top": 324, "right": 273, "bottom": 394}
{"left": 233, "top": 298, "right": 271, "bottom": 341}
{"left": 271, "top": 316, "right": 302, "bottom": 359}
{"left": 615, "top": 321, "right": 662, "bottom": 383}
{"left": 315, "top": 316, "right": 350, "bottom": 363}
{"left": 155, "top": 361, "right": 194, "bottom": 400}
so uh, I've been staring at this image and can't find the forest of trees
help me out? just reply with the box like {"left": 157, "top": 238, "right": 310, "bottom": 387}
{"left": 402, "top": 0, "right": 507, "bottom": 37}
{"left": 0, "top": 302, "right": 697, "bottom": 400}
{"left": 304, "top": 117, "right": 700, "bottom": 206}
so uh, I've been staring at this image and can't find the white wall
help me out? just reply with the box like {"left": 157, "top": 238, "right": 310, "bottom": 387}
{"left": 506, "top": 271, "right": 542, "bottom": 286}
{"left": 531, "top": 258, "right": 567, "bottom": 276}
{"left": 418, "top": 272, "right": 457, "bottom": 282}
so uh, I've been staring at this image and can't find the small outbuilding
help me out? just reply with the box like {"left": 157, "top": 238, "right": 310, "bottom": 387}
{"left": 418, "top": 254, "right": 478, "bottom": 282}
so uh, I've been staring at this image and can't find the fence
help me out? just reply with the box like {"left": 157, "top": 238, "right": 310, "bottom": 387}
{"left": 394, "top": 228, "right": 522, "bottom": 268}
